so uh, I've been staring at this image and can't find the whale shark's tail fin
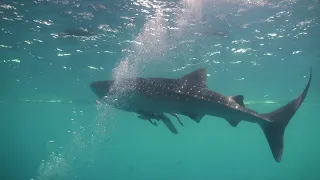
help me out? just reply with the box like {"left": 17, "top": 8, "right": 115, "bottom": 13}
{"left": 260, "top": 68, "right": 312, "bottom": 163}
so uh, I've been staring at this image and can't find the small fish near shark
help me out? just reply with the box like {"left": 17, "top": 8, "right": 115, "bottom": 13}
{"left": 90, "top": 68, "right": 312, "bottom": 163}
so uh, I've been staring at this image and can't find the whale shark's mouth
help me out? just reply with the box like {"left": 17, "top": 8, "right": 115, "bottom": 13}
{"left": 90, "top": 80, "right": 114, "bottom": 99}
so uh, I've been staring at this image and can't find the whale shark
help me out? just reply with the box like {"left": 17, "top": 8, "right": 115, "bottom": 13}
{"left": 90, "top": 68, "right": 312, "bottom": 163}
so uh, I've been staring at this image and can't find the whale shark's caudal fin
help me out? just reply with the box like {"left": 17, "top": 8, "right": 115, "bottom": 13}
{"left": 260, "top": 68, "right": 312, "bottom": 163}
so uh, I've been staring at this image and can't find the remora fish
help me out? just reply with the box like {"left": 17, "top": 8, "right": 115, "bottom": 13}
{"left": 90, "top": 68, "right": 312, "bottom": 163}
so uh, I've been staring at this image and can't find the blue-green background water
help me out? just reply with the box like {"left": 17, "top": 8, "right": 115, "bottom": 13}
{"left": 1, "top": 0, "right": 320, "bottom": 179}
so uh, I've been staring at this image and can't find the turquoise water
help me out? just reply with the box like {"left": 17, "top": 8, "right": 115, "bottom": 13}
{"left": 1, "top": 0, "right": 319, "bottom": 180}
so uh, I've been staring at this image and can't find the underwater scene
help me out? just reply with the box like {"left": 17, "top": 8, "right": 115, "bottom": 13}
{"left": 1, "top": 0, "right": 320, "bottom": 180}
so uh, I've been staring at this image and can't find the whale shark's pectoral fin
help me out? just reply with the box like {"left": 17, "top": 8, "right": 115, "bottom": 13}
{"left": 137, "top": 113, "right": 158, "bottom": 126}
{"left": 136, "top": 111, "right": 178, "bottom": 134}
{"left": 169, "top": 113, "right": 184, "bottom": 126}
{"left": 148, "top": 119, "right": 158, "bottom": 126}
{"left": 161, "top": 116, "right": 179, "bottom": 135}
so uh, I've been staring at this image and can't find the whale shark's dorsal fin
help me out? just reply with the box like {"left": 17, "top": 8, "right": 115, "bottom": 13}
{"left": 179, "top": 68, "right": 207, "bottom": 88}
{"left": 231, "top": 95, "right": 245, "bottom": 106}
{"left": 225, "top": 95, "right": 245, "bottom": 127}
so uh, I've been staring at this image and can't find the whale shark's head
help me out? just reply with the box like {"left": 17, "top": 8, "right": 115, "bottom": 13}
{"left": 90, "top": 78, "right": 143, "bottom": 109}
{"left": 90, "top": 80, "right": 115, "bottom": 99}
{"left": 90, "top": 78, "right": 139, "bottom": 99}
